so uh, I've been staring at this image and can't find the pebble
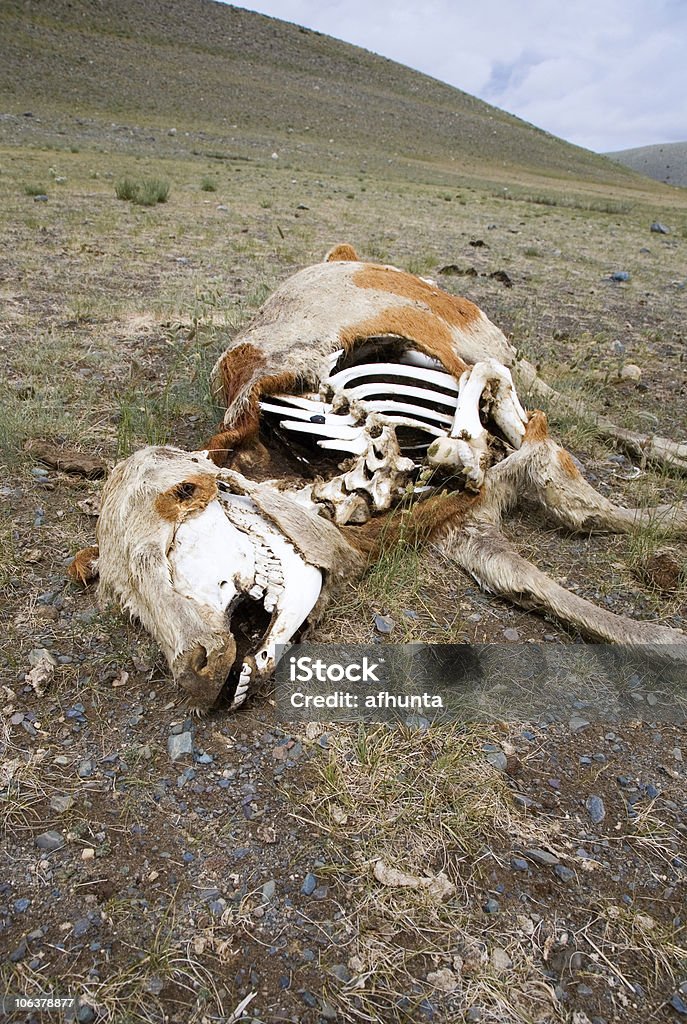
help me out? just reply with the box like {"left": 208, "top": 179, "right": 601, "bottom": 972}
{"left": 502, "top": 627, "right": 520, "bottom": 641}
{"left": 511, "top": 857, "right": 529, "bottom": 872}
{"left": 78, "top": 758, "right": 94, "bottom": 778}
{"left": 491, "top": 947, "right": 512, "bottom": 971}
{"left": 482, "top": 898, "right": 500, "bottom": 914}
{"left": 14, "top": 897, "right": 31, "bottom": 912}
{"left": 35, "top": 830, "right": 64, "bottom": 851}
{"left": 50, "top": 794, "right": 74, "bottom": 813}
{"left": 301, "top": 872, "right": 317, "bottom": 895}
{"left": 73, "top": 917, "right": 91, "bottom": 938}
{"left": 554, "top": 865, "right": 575, "bottom": 883}
{"left": 485, "top": 749, "right": 507, "bottom": 771}
{"left": 650, "top": 221, "right": 670, "bottom": 234}
{"left": 671, "top": 994, "right": 687, "bottom": 1015}
{"left": 374, "top": 613, "right": 395, "bottom": 634}
{"left": 82, "top": 848, "right": 95, "bottom": 861}
{"left": 570, "top": 717, "right": 590, "bottom": 733}
{"left": 525, "top": 848, "right": 559, "bottom": 866}
{"left": 167, "top": 731, "right": 193, "bottom": 761}
{"left": 262, "top": 879, "right": 276, "bottom": 901}
{"left": 586, "top": 795, "right": 606, "bottom": 825}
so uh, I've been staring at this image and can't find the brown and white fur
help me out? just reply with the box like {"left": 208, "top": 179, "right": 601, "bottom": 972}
{"left": 71, "top": 245, "right": 687, "bottom": 709}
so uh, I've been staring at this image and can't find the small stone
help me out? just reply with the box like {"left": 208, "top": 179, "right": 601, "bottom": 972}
{"left": 330, "top": 964, "right": 352, "bottom": 983}
{"left": 525, "top": 848, "right": 559, "bottom": 866}
{"left": 14, "top": 897, "right": 31, "bottom": 912}
{"left": 610, "top": 270, "right": 630, "bottom": 282}
{"left": 554, "top": 865, "right": 575, "bottom": 883}
{"left": 36, "top": 830, "right": 64, "bottom": 851}
{"left": 81, "top": 848, "right": 95, "bottom": 861}
{"left": 586, "top": 795, "right": 606, "bottom": 825}
{"left": 374, "top": 613, "right": 395, "bottom": 634}
{"left": 570, "top": 717, "right": 590, "bottom": 733}
{"left": 491, "top": 947, "right": 512, "bottom": 971}
{"left": 466, "top": 1010, "right": 482, "bottom": 1023}
{"left": 426, "top": 967, "right": 459, "bottom": 992}
{"left": 78, "top": 758, "right": 94, "bottom": 778}
{"left": 620, "top": 363, "right": 641, "bottom": 383}
{"left": 300, "top": 991, "right": 317, "bottom": 1007}
{"left": 301, "top": 872, "right": 317, "bottom": 896}
{"left": 502, "top": 627, "right": 520, "bottom": 641}
{"left": 262, "top": 879, "right": 276, "bottom": 901}
{"left": 510, "top": 857, "right": 529, "bottom": 872}
{"left": 485, "top": 750, "right": 507, "bottom": 771}
{"left": 167, "top": 731, "right": 193, "bottom": 761}
{"left": 482, "top": 898, "right": 500, "bottom": 914}
{"left": 650, "top": 221, "right": 670, "bottom": 234}
{"left": 73, "top": 917, "right": 91, "bottom": 938}
{"left": 670, "top": 993, "right": 687, "bottom": 1015}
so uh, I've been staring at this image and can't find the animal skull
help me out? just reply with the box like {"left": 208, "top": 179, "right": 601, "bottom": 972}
{"left": 72, "top": 244, "right": 687, "bottom": 709}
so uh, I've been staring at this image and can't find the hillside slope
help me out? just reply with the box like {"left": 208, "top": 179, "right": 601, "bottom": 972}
{"left": 606, "top": 141, "right": 687, "bottom": 188}
{"left": 0, "top": 0, "right": 662, "bottom": 190}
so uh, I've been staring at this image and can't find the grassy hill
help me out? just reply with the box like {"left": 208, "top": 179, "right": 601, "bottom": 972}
{"left": 0, "top": 0, "right": 672, "bottom": 193}
{"left": 606, "top": 140, "right": 687, "bottom": 188}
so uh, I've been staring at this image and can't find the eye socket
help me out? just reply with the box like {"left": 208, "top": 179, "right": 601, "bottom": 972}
{"left": 174, "top": 480, "right": 197, "bottom": 501}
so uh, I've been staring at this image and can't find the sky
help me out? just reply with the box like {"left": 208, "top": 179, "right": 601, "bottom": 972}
{"left": 231, "top": 0, "right": 687, "bottom": 153}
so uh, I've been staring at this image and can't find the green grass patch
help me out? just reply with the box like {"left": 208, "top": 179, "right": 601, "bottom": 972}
{"left": 115, "top": 177, "right": 170, "bottom": 206}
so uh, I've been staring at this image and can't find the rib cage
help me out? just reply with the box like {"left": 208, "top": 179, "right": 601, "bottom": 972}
{"left": 260, "top": 346, "right": 460, "bottom": 457}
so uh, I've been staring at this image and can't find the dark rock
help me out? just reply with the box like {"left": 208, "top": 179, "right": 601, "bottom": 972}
{"left": 510, "top": 857, "right": 529, "bottom": 872}
{"left": 554, "top": 865, "right": 575, "bottom": 883}
{"left": 14, "top": 897, "right": 31, "bottom": 912}
{"left": 482, "top": 898, "right": 500, "bottom": 914}
{"left": 650, "top": 222, "right": 670, "bottom": 234}
{"left": 36, "top": 830, "right": 64, "bottom": 851}
{"left": 301, "top": 872, "right": 317, "bottom": 896}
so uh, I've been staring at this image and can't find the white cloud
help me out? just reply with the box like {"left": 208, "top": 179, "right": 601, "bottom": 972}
{"left": 231, "top": 0, "right": 687, "bottom": 151}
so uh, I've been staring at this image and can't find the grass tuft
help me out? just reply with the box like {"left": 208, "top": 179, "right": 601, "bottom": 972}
{"left": 115, "top": 177, "right": 170, "bottom": 206}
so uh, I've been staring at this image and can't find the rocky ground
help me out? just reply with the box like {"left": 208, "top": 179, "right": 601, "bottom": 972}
{"left": 0, "top": 117, "right": 686, "bottom": 1023}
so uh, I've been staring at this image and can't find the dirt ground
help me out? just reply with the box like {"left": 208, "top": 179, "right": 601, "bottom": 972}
{"left": 0, "top": 115, "right": 686, "bottom": 1023}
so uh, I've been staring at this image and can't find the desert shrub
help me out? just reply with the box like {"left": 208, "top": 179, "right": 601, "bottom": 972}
{"left": 24, "top": 184, "right": 47, "bottom": 196}
{"left": 200, "top": 177, "right": 217, "bottom": 192}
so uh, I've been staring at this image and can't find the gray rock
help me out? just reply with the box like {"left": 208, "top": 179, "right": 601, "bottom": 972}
{"left": 586, "top": 795, "right": 606, "bottom": 825}
{"left": 301, "top": 872, "right": 317, "bottom": 895}
{"left": 374, "top": 613, "right": 395, "bottom": 634}
{"left": 485, "top": 749, "right": 507, "bottom": 771}
{"left": 670, "top": 993, "right": 687, "bottom": 1015}
{"left": 502, "top": 627, "right": 520, "bottom": 641}
{"left": 78, "top": 758, "right": 94, "bottom": 778}
{"left": 262, "top": 879, "right": 276, "bottom": 901}
{"left": 50, "top": 794, "right": 74, "bottom": 813}
{"left": 650, "top": 221, "right": 670, "bottom": 234}
{"left": 554, "top": 865, "right": 575, "bottom": 883}
{"left": 482, "top": 897, "right": 500, "bottom": 914}
{"left": 167, "top": 731, "right": 193, "bottom": 761}
{"left": 73, "top": 917, "right": 91, "bottom": 938}
{"left": 570, "top": 717, "right": 590, "bottom": 733}
{"left": 525, "top": 848, "right": 559, "bottom": 866}
{"left": 510, "top": 857, "right": 529, "bottom": 872}
{"left": 35, "top": 830, "right": 64, "bottom": 851}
